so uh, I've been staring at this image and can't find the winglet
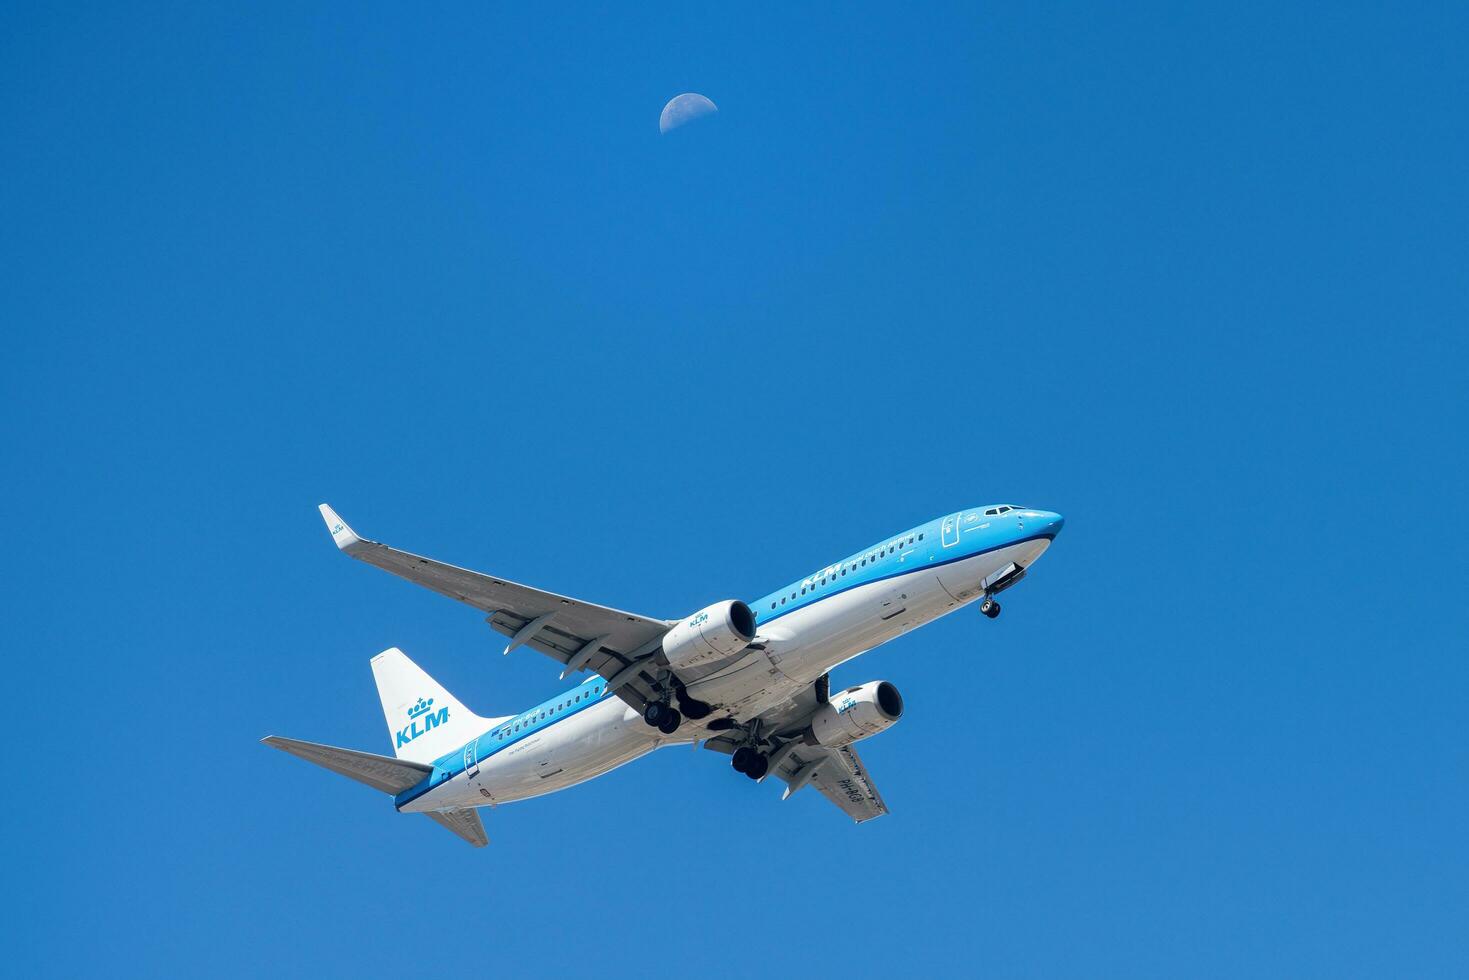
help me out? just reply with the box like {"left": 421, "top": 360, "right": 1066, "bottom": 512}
{"left": 318, "top": 503, "right": 365, "bottom": 553}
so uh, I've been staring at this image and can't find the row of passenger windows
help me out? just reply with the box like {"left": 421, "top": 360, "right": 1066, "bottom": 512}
{"left": 768, "top": 533, "right": 925, "bottom": 609}
{"left": 499, "top": 685, "right": 603, "bottom": 738}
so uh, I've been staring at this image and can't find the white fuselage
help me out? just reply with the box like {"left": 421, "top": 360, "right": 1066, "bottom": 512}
{"left": 400, "top": 536, "right": 1050, "bottom": 814}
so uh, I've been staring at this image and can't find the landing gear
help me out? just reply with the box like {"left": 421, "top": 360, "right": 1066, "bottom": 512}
{"left": 980, "top": 596, "right": 1001, "bottom": 619}
{"left": 730, "top": 746, "right": 769, "bottom": 780}
{"left": 643, "top": 701, "right": 683, "bottom": 734}
{"left": 674, "top": 685, "right": 713, "bottom": 721}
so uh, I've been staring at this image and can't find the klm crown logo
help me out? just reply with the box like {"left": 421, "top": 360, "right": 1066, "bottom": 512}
{"left": 398, "top": 696, "right": 450, "bottom": 748}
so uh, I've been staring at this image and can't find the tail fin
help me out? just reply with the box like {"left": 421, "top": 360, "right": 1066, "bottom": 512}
{"left": 372, "top": 647, "right": 495, "bottom": 765}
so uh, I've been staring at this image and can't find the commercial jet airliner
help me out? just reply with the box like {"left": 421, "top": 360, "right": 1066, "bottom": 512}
{"left": 264, "top": 503, "right": 1065, "bottom": 846}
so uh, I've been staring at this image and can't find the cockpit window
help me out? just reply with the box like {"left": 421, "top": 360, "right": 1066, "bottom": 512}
{"left": 984, "top": 504, "right": 1021, "bottom": 516}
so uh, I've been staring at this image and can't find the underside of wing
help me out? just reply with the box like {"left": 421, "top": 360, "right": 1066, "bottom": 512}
{"left": 771, "top": 742, "right": 889, "bottom": 823}
{"left": 318, "top": 505, "right": 674, "bottom": 707}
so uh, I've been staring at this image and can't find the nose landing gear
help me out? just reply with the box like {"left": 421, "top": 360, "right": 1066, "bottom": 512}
{"left": 980, "top": 595, "right": 1001, "bottom": 619}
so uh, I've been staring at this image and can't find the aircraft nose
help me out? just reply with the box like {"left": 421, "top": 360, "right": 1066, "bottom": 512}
{"left": 1041, "top": 511, "right": 1065, "bottom": 536}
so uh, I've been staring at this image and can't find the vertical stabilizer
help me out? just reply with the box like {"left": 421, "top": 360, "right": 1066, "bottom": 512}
{"left": 371, "top": 648, "right": 491, "bottom": 765}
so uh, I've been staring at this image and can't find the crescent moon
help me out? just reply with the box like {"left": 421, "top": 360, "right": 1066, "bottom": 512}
{"left": 659, "top": 93, "right": 718, "bottom": 134}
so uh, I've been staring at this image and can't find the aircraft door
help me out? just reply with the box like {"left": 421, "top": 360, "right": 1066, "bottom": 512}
{"left": 941, "top": 513, "right": 961, "bottom": 548}
{"left": 937, "top": 511, "right": 988, "bottom": 601}
{"left": 464, "top": 738, "right": 480, "bottom": 779}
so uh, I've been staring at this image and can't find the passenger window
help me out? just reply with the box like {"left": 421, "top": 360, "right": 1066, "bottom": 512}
{"left": 919, "top": 532, "right": 924, "bottom": 540}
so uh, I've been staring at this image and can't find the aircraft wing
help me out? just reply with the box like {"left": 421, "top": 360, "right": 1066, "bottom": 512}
{"left": 704, "top": 725, "right": 890, "bottom": 824}
{"left": 772, "top": 743, "right": 889, "bottom": 823}
{"left": 317, "top": 505, "right": 673, "bottom": 707}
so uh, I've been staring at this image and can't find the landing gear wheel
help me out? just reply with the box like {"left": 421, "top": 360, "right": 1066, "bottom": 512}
{"left": 981, "top": 596, "right": 1001, "bottom": 619}
{"left": 745, "top": 754, "right": 770, "bottom": 781}
{"left": 657, "top": 707, "right": 682, "bottom": 735}
{"left": 643, "top": 702, "right": 666, "bottom": 727}
{"left": 732, "top": 746, "right": 757, "bottom": 774}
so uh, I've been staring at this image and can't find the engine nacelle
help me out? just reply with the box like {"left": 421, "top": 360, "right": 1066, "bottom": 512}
{"left": 807, "top": 681, "right": 904, "bottom": 747}
{"left": 659, "top": 600, "right": 757, "bottom": 670}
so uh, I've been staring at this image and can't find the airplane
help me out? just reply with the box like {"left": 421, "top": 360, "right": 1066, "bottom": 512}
{"left": 264, "top": 502, "right": 1065, "bottom": 846}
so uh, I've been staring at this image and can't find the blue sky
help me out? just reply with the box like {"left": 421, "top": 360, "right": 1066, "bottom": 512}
{"left": 2, "top": 3, "right": 1465, "bottom": 976}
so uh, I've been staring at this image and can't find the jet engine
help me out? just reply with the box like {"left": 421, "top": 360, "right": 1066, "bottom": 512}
{"left": 806, "top": 681, "right": 904, "bottom": 747}
{"left": 659, "top": 600, "right": 757, "bottom": 670}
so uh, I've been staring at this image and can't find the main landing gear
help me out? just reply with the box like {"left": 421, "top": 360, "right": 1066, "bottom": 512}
{"left": 730, "top": 745, "right": 769, "bottom": 781}
{"left": 642, "top": 701, "right": 682, "bottom": 735}
{"left": 674, "top": 684, "right": 714, "bottom": 721}
{"left": 642, "top": 684, "right": 713, "bottom": 736}
{"left": 980, "top": 595, "right": 1002, "bottom": 619}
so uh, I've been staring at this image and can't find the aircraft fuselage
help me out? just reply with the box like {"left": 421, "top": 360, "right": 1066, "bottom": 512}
{"left": 394, "top": 506, "right": 1063, "bottom": 814}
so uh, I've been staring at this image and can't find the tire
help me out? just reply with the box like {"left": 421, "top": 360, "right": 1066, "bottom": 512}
{"left": 643, "top": 702, "right": 665, "bottom": 727}
{"left": 657, "top": 708, "right": 682, "bottom": 735}
{"left": 746, "top": 754, "right": 770, "bottom": 780}
{"left": 985, "top": 601, "right": 1002, "bottom": 619}
{"left": 732, "top": 746, "right": 755, "bottom": 773}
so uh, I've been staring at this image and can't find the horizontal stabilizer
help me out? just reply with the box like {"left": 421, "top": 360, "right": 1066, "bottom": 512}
{"left": 425, "top": 808, "right": 488, "bottom": 847}
{"left": 262, "top": 736, "right": 431, "bottom": 795}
